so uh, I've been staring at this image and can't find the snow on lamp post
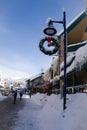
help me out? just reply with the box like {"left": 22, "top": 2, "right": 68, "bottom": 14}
{"left": 39, "top": 11, "right": 67, "bottom": 110}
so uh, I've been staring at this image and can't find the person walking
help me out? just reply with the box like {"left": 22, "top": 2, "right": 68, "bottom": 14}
{"left": 19, "top": 91, "right": 23, "bottom": 100}
{"left": 13, "top": 90, "right": 17, "bottom": 104}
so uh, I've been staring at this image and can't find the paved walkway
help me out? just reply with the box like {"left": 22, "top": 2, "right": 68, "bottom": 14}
{"left": 0, "top": 95, "right": 25, "bottom": 130}
{"left": 0, "top": 95, "right": 41, "bottom": 130}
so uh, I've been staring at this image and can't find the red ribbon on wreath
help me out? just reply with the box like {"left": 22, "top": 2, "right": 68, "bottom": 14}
{"left": 47, "top": 37, "right": 52, "bottom": 47}
{"left": 39, "top": 37, "right": 59, "bottom": 55}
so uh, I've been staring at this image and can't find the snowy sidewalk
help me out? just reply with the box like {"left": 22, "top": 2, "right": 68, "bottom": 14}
{"left": 12, "top": 95, "right": 42, "bottom": 130}
{"left": 1, "top": 93, "right": 87, "bottom": 130}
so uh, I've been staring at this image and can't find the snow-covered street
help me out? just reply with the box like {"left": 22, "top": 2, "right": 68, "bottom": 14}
{"left": 0, "top": 93, "right": 87, "bottom": 130}
{"left": 0, "top": 94, "right": 42, "bottom": 130}
{"left": 13, "top": 95, "right": 42, "bottom": 130}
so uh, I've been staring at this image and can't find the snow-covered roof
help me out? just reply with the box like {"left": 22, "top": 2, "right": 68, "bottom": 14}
{"left": 43, "top": 41, "right": 87, "bottom": 81}
{"left": 75, "top": 44, "right": 87, "bottom": 68}
{"left": 43, "top": 57, "right": 59, "bottom": 81}
{"left": 68, "top": 40, "right": 87, "bottom": 52}
{"left": 51, "top": 57, "right": 59, "bottom": 72}
{"left": 68, "top": 40, "right": 87, "bottom": 48}
{"left": 50, "top": 75, "right": 60, "bottom": 83}
{"left": 60, "top": 53, "right": 75, "bottom": 70}
{"left": 42, "top": 69, "right": 50, "bottom": 81}
{"left": 30, "top": 73, "right": 43, "bottom": 81}
{"left": 60, "top": 43, "right": 87, "bottom": 77}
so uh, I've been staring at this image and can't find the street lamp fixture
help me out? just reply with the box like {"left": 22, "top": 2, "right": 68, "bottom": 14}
{"left": 43, "top": 18, "right": 57, "bottom": 36}
{"left": 43, "top": 11, "right": 67, "bottom": 110}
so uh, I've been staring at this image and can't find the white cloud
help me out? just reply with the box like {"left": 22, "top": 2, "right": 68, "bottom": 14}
{"left": 0, "top": 66, "right": 29, "bottom": 79}
{"left": 0, "top": 54, "right": 39, "bottom": 79}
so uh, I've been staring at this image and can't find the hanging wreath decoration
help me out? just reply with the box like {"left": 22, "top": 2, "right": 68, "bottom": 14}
{"left": 39, "top": 37, "right": 59, "bottom": 55}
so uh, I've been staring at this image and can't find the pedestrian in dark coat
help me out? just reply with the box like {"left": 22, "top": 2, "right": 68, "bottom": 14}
{"left": 19, "top": 91, "right": 23, "bottom": 100}
{"left": 13, "top": 90, "right": 17, "bottom": 104}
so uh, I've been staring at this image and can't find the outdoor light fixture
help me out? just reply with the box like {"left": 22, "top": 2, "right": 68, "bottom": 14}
{"left": 43, "top": 18, "right": 57, "bottom": 36}
{"left": 44, "top": 11, "right": 67, "bottom": 110}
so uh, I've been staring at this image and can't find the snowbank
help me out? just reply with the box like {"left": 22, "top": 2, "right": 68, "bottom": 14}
{"left": 31, "top": 93, "right": 87, "bottom": 130}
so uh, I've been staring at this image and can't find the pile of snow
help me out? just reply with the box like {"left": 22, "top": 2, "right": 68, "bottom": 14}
{"left": 31, "top": 93, "right": 48, "bottom": 106}
{"left": 31, "top": 93, "right": 87, "bottom": 130}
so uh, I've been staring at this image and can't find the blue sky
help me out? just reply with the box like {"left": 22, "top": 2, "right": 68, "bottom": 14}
{"left": 0, "top": 0, "right": 84, "bottom": 79}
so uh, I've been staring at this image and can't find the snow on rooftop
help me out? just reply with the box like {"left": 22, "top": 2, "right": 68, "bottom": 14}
{"left": 43, "top": 69, "right": 50, "bottom": 81}
{"left": 75, "top": 44, "right": 87, "bottom": 68}
{"left": 68, "top": 40, "right": 87, "bottom": 47}
{"left": 43, "top": 57, "right": 59, "bottom": 81}
{"left": 30, "top": 73, "right": 42, "bottom": 81}
{"left": 51, "top": 57, "right": 59, "bottom": 73}
{"left": 60, "top": 43, "right": 87, "bottom": 76}
{"left": 60, "top": 53, "right": 75, "bottom": 70}
{"left": 43, "top": 41, "right": 87, "bottom": 81}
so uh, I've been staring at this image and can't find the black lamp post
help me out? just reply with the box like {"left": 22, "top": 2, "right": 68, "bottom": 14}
{"left": 43, "top": 11, "right": 67, "bottom": 110}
